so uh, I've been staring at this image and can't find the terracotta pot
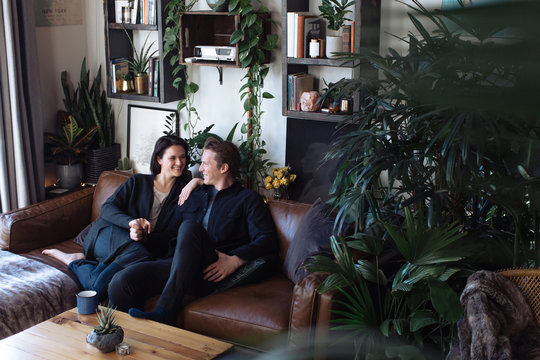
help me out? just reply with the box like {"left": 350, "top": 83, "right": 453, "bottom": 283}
{"left": 135, "top": 73, "right": 147, "bottom": 95}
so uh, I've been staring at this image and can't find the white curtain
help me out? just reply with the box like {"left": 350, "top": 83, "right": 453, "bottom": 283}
{"left": 0, "top": 0, "right": 44, "bottom": 213}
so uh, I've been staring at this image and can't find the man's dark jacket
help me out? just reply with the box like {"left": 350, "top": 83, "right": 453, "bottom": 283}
{"left": 168, "top": 181, "right": 278, "bottom": 261}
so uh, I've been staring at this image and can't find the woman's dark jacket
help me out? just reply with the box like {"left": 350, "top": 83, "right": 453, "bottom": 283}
{"left": 82, "top": 172, "right": 191, "bottom": 263}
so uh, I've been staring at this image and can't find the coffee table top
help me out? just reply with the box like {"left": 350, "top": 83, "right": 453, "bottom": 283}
{"left": 0, "top": 307, "right": 234, "bottom": 359}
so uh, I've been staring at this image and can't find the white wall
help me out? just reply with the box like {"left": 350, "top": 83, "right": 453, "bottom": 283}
{"left": 37, "top": 0, "right": 417, "bottom": 169}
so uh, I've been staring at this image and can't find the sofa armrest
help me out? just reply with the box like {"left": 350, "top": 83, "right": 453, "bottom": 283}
{"left": 288, "top": 272, "right": 336, "bottom": 349}
{"left": 0, "top": 187, "right": 94, "bottom": 253}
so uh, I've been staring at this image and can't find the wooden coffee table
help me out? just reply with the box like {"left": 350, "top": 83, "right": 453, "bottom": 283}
{"left": 0, "top": 307, "right": 234, "bottom": 359}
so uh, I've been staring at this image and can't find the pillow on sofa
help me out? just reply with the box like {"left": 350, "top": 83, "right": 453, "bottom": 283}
{"left": 212, "top": 256, "right": 276, "bottom": 294}
{"left": 73, "top": 221, "right": 95, "bottom": 246}
{"left": 283, "top": 198, "right": 336, "bottom": 284}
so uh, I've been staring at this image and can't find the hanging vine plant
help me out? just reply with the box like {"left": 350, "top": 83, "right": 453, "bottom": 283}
{"left": 224, "top": 0, "right": 279, "bottom": 189}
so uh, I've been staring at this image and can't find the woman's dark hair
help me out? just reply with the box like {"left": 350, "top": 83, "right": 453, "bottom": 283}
{"left": 203, "top": 137, "right": 240, "bottom": 178}
{"left": 150, "top": 135, "right": 190, "bottom": 175}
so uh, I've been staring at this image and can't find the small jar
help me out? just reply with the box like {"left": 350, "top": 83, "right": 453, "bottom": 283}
{"left": 122, "top": 7, "right": 131, "bottom": 23}
{"left": 309, "top": 39, "right": 320, "bottom": 58}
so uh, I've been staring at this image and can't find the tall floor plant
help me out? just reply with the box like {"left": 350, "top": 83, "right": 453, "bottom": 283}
{"left": 308, "top": 0, "right": 540, "bottom": 358}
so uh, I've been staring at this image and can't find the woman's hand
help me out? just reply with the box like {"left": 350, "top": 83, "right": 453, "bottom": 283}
{"left": 178, "top": 178, "right": 203, "bottom": 205}
{"left": 129, "top": 218, "right": 151, "bottom": 241}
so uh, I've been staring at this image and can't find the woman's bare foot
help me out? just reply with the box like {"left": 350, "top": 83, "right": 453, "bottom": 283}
{"left": 41, "top": 249, "right": 84, "bottom": 266}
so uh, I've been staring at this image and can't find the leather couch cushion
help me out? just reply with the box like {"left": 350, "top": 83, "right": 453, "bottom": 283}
{"left": 91, "top": 171, "right": 131, "bottom": 222}
{"left": 183, "top": 274, "right": 294, "bottom": 349}
{"left": 267, "top": 200, "right": 311, "bottom": 263}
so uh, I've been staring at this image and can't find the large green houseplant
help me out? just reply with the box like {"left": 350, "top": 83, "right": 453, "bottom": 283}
{"left": 61, "top": 58, "right": 119, "bottom": 183}
{"left": 307, "top": 1, "right": 540, "bottom": 358}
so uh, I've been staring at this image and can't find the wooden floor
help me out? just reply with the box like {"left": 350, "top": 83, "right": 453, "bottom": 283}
{"left": 0, "top": 307, "right": 233, "bottom": 359}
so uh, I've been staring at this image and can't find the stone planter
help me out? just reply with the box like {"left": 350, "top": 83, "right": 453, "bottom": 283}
{"left": 85, "top": 143, "right": 121, "bottom": 184}
{"left": 86, "top": 326, "right": 124, "bottom": 353}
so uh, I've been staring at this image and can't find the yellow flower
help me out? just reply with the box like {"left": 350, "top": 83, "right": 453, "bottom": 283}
{"left": 264, "top": 176, "right": 272, "bottom": 183}
{"left": 265, "top": 182, "right": 273, "bottom": 190}
{"left": 281, "top": 178, "right": 290, "bottom": 186}
{"left": 290, "top": 174, "right": 296, "bottom": 182}
{"left": 272, "top": 179, "right": 281, "bottom": 189}
{"left": 272, "top": 168, "right": 279, "bottom": 176}
{"left": 276, "top": 171, "right": 284, "bottom": 180}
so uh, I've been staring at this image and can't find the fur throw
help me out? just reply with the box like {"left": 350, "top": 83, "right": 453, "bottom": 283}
{"left": 447, "top": 270, "right": 540, "bottom": 360}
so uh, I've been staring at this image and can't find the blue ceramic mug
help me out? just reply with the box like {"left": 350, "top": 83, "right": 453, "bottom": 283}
{"left": 77, "top": 290, "right": 98, "bottom": 314}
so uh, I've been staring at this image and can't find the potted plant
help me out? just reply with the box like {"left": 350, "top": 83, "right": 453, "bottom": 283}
{"left": 86, "top": 305, "right": 124, "bottom": 353}
{"left": 115, "top": 157, "right": 133, "bottom": 174}
{"left": 306, "top": 1, "right": 540, "bottom": 357}
{"left": 124, "top": 29, "right": 158, "bottom": 95}
{"left": 61, "top": 58, "right": 119, "bottom": 184}
{"left": 45, "top": 112, "right": 97, "bottom": 189}
{"left": 318, "top": 0, "right": 354, "bottom": 58}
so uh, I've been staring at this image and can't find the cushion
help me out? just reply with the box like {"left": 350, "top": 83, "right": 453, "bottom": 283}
{"left": 283, "top": 198, "right": 335, "bottom": 283}
{"left": 212, "top": 256, "right": 275, "bottom": 294}
{"left": 73, "top": 221, "right": 95, "bottom": 246}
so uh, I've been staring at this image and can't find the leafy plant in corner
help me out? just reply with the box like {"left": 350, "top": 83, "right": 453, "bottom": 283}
{"left": 318, "top": 0, "right": 354, "bottom": 31}
{"left": 224, "top": 0, "right": 279, "bottom": 190}
{"left": 123, "top": 28, "right": 158, "bottom": 75}
{"left": 61, "top": 57, "right": 115, "bottom": 149}
{"left": 45, "top": 113, "right": 97, "bottom": 165}
{"left": 163, "top": 0, "right": 201, "bottom": 151}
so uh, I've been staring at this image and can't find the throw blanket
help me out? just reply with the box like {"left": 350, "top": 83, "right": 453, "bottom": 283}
{"left": 0, "top": 251, "right": 79, "bottom": 339}
{"left": 447, "top": 270, "right": 540, "bottom": 360}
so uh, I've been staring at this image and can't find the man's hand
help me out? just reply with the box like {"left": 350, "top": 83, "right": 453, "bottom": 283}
{"left": 178, "top": 178, "right": 203, "bottom": 205}
{"left": 128, "top": 218, "right": 151, "bottom": 242}
{"left": 203, "top": 251, "right": 247, "bottom": 282}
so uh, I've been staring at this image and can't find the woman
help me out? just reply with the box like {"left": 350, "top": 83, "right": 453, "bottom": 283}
{"left": 43, "top": 135, "right": 199, "bottom": 300}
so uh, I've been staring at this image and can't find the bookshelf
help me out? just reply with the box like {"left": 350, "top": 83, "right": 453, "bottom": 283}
{"left": 103, "top": 0, "right": 182, "bottom": 103}
{"left": 281, "top": 0, "right": 381, "bottom": 122}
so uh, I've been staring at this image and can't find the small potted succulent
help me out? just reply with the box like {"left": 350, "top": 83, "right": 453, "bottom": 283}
{"left": 86, "top": 305, "right": 124, "bottom": 353}
{"left": 318, "top": 0, "right": 354, "bottom": 58}
{"left": 115, "top": 156, "right": 133, "bottom": 174}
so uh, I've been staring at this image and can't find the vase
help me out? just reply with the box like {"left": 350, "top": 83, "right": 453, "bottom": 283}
{"left": 55, "top": 163, "right": 83, "bottom": 189}
{"left": 135, "top": 73, "right": 147, "bottom": 95}
{"left": 206, "top": 0, "right": 228, "bottom": 12}
{"left": 325, "top": 35, "right": 342, "bottom": 59}
{"left": 86, "top": 326, "right": 124, "bottom": 353}
{"left": 273, "top": 188, "right": 289, "bottom": 200}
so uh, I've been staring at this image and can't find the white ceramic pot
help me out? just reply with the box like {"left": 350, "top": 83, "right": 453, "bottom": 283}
{"left": 325, "top": 35, "right": 342, "bottom": 59}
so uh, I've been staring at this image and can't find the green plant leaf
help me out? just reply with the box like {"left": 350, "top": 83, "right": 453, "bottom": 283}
{"left": 428, "top": 279, "right": 462, "bottom": 323}
{"left": 262, "top": 92, "right": 274, "bottom": 99}
{"left": 409, "top": 310, "right": 438, "bottom": 332}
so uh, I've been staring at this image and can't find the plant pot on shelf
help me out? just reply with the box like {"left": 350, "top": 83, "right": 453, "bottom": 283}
{"left": 325, "top": 35, "right": 342, "bottom": 59}
{"left": 135, "top": 73, "right": 147, "bottom": 95}
{"left": 55, "top": 163, "right": 83, "bottom": 189}
{"left": 85, "top": 143, "right": 121, "bottom": 184}
{"left": 206, "top": 0, "right": 229, "bottom": 11}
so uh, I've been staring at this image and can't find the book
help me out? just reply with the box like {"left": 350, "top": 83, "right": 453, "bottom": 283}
{"left": 342, "top": 25, "right": 351, "bottom": 53}
{"left": 147, "top": 56, "right": 154, "bottom": 95}
{"left": 153, "top": 57, "right": 160, "bottom": 97}
{"left": 131, "top": 0, "right": 139, "bottom": 24}
{"left": 143, "top": 0, "right": 148, "bottom": 24}
{"left": 350, "top": 20, "right": 355, "bottom": 52}
{"left": 111, "top": 58, "right": 129, "bottom": 93}
{"left": 115, "top": 0, "right": 130, "bottom": 23}
{"left": 296, "top": 15, "right": 305, "bottom": 58}
{"left": 286, "top": 12, "right": 296, "bottom": 57}
{"left": 287, "top": 72, "right": 303, "bottom": 110}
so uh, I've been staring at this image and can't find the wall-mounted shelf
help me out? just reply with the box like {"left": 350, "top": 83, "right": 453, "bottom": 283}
{"left": 103, "top": 0, "right": 183, "bottom": 103}
{"left": 281, "top": 0, "right": 381, "bottom": 121}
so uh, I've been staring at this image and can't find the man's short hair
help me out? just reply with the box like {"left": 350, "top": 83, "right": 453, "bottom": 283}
{"left": 204, "top": 137, "right": 240, "bottom": 178}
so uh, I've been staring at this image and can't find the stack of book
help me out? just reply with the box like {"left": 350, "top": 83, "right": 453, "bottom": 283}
{"left": 148, "top": 56, "right": 160, "bottom": 97}
{"left": 114, "top": 0, "right": 157, "bottom": 25}
{"left": 287, "top": 73, "right": 314, "bottom": 111}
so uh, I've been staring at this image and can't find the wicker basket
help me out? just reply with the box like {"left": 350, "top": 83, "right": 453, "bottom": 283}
{"left": 498, "top": 268, "right": 540, "bottom": 326}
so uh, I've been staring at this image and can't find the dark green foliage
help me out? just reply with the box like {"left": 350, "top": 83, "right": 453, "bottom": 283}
{"left": 318, "top": 0, "right": 354, "bottom": 31}
{"left": 307, "top": 1, "right": 540, "bottom": 358}
{"left": 61, "top": 57, "right": 115, "bottom": 148}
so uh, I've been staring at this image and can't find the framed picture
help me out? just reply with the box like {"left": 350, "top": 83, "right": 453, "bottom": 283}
{"left": 127, "top": 105, "right": 179, "bottom": 174}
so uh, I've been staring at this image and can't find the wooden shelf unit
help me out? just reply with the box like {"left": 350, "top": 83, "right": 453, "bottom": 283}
{"left": 103, "top": 0, "right": 183, "bottom": 103}
{"left": 281, "top": 0, "right": 381, "bottom": 121}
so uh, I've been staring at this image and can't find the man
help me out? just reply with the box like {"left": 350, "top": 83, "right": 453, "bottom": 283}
{"left": 108, "top": 138, "right": 278, "bottom": 324}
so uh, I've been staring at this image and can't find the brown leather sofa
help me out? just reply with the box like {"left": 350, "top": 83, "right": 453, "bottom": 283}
{"left": 0, "top": 171, "right": 336, "bottom": 351}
